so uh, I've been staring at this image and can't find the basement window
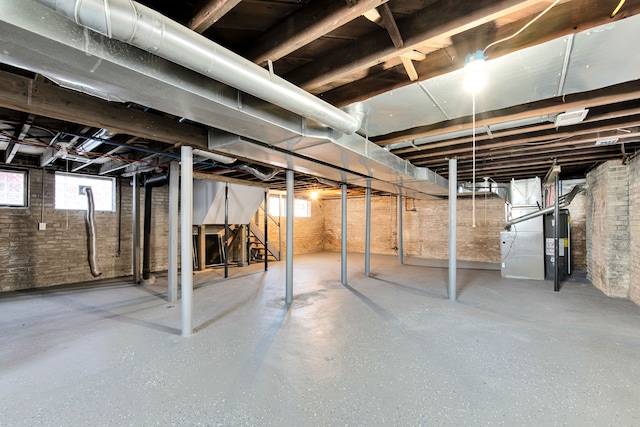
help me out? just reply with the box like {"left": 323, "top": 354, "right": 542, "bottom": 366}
{"left": 0, "top": 169, "right": 28, "bottom": 208}
{"left": 268, "top": 196, "right": 311, "bottom": 218}
{"left": 54, "top": 172, "right": 115, "bottom": 211}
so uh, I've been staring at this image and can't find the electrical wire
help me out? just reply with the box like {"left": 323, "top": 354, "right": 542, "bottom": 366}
{"left": 611, "top": 0, "right": 626, "bottom": 18}
{"left": 483, "top": 0, "right": 560, "bottom": 55}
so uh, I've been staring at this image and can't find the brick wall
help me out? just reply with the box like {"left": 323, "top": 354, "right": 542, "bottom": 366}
{"left": 256, "top": 197, "right": 325, "bottom": 257}
{"left": 0, "top": 168, "right": 170, "bottom": 291}
{"left": 628, "top": 156, "right": 640, "bottom": 305}
{"left": 322, "top": 194, "right": 505, "bottom": 263}
{"left": 0, "top": 169, "right": 593, "bottom": 292}
{"left": 564, "top": 183, "right": 587, "bottom": 271}
{"left": 586, "top": 160, "right": 630, "bottom": 298}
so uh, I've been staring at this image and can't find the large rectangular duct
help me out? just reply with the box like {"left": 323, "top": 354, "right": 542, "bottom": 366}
{"left": 0, "top": 0, "right": 449, "bottom": 200}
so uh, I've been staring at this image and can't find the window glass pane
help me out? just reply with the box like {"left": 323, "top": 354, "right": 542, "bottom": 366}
{"left": 294, "top": 199, "right": 311, "bottom": 217}
{"left": 55, "top": 172, "right": 115, "bottom": 211}
{"left": 268, "top": 196, "right": 310, "bottom": 217}
{"left": 268, "top": 196, "right": 281, "bottom": 216}
{"left": 0, "top": 170, "right": 27, "bottom": 207}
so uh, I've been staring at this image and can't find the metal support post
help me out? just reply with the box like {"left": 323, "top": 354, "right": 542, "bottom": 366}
{"left": 554, "top": 175, "right": 560, "bottom": 292}
{"left": 341, "top": 183, "right": 347, "bottom": 285}
{"left": 365, "top": 182, "right": 371, "bottom": 277}
{"left": 224, "top": 183, "right": 229, "bottom": 278}
{"left": 168, "top": 161, "right": 179, "bottom": 303}
{"left": 285, "top": 170, "right": 294, "bottom": 304}
{"left": 448, "top": 159, "right": 457, "bottom": 301}
{"left": 132, "top": 173, "right": 141, "bottom": 284}
{"left": 398, "top": 193, "right": 404, "bottom": 265}
{"left": 180, "top": 145, "right": 193, "bottom": 337}
{"left": 264, "top": 189, "right": 269, "bottom": 271}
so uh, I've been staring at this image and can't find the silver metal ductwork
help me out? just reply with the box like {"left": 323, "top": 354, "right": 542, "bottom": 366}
{"left": 35, "top": 0, "right": 360, "bottom": 135}
{"left": 505, "top": 185, "right": 585, "bottom": 230}
{"left": 81, "top": 186, "right": 102, "bottom": 277}
{"left": 237, "top": 165, "right": 280, "bottom": 181}
{"left": 355, "top": 14, "right": 640, "bottom": 139}
{"left": 0, "top": 0, "right": 448, "bottom": 199}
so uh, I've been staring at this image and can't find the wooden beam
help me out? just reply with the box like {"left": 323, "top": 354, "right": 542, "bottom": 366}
{"left": 378, "top": 4, "right": 403, "bottom": 49}
{"left": 5, "top": 113, "right": 35, "bottom": 164}
{"left": 287, "top": 0, "right": 546, "bottom": 90}
{"left": 189, "top": 0, "right": 242, "bottom": 34}
{"left": 400, "top": 56, "right": 419, "bottom": 81}
{"left": 246, "top": 0, "right": 388, "bottom": 65}
{"left": 377, "top": 83, "right": 640, "bottom": 147}
{"left": 410, "top": 129, "right": 640, "bottom": 164}
{"left": 0, "top": 71, "right": 207, "bottom": 149}
{"left": 316, "top": 0, "right": 640, "bottom": 106}
{"left": 391, "top": 103, "right": 640, "bottom": 158}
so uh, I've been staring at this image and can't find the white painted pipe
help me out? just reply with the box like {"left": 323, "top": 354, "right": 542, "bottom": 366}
{"left": 36, "top": 0, "right": 361, "bottom": 134}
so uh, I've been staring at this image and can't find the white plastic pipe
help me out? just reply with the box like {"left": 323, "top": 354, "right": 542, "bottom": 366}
{"left": 36, "top": 0, "right": 361, "bottom": 134}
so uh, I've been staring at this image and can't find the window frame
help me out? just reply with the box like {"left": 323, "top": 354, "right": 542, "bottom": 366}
{"left": 268, "top": 195, "right": 311, "bottom": 218}
{"left": 54, "top": 171, "right": 116, "bottom": 212}
{"left": 0, "top": 168, "right": 29, "bottom": 208}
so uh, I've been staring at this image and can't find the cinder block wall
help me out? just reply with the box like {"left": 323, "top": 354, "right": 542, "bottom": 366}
{"left": 586, "top": 160, "right": 630, "bottom": 298}
{"left": 322, "top": 194, "right": 505, "bottom": 263}
{"left": 0, "top": 168, "right": 170, "bottom": 291}
{"left": 628, "top": 156, "right": 640, "bottom": 305}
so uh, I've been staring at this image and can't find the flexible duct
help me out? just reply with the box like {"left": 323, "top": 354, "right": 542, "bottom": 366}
{"left": 237, "top": 164, "right": 280, "bottom": 181}
{"left": 192, "top": 149, "right": 236, "bottom": 165}
{"left": 35, "top": 0, "right": 361, "bottom": 135}
{"left": 141, "top": 172, "right": 169, "bottom": 282}
{"left": 82, "top": 186, "right": 102, "bottom": 277}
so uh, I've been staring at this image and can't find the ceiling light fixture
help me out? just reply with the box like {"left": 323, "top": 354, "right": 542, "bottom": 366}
{"left": 463, "top": 50, "right": 487, "bottom": 94}
{"left": 463, "top": 50, "right": 487, "bottom": 228}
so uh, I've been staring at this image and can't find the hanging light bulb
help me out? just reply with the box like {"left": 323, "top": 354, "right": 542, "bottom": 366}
{"left": 463, "top": 50, "right": 487, "bottom": 94}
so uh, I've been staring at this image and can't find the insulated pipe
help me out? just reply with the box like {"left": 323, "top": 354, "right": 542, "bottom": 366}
{"left": 37, "top": 0, "right": 361, "bottom": 135}
{"left": 448, "top": 159, "right": 457, "bottom": 301}
{"left": 181, "top": 145, "right": 193, "bottom": 337}
{"left": 81, "top": 186, "right": 102, "bottom": 277}
{"left": 285, "top": 170, "right": 294, "bottom": 304}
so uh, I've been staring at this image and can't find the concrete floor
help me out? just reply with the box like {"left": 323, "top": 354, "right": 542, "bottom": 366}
{"left": 1, "top": 252, "right": 639, "bottom": 426}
